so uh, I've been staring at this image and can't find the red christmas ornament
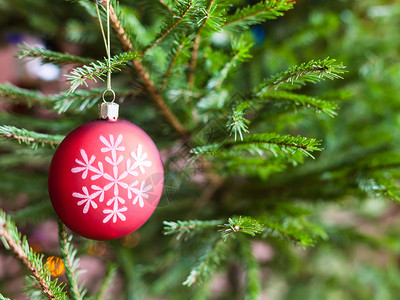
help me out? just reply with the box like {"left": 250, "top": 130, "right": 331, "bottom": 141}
{"left": 48, "top": 104, "right": 164, "bottom": 240}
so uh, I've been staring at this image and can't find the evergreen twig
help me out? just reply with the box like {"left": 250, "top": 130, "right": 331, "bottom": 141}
{"left": 65, "top": 51, "right": 138, "bottom": 93}
{"left": 183, "top": 237, "right": 229, "bottom": 286}
{"left": 95, "top": 263, "right": 117, "bottom": 300}
{"left": 58, "top": 220, "right": 85, "bottom": 300}
{"left": 163, "top": 219, "right": 224, "bottom": 240}
{"left": 223, "top": 0, "right": 295, "bottom": 30}
{"left": 104, "top": 1, "right": 188, "bottom": 137}
{"left": 254, "top": 58, "right": 346, "bottom": 94}
{"left": 188, "top": 0, "right": 216, "bottom": 88}
{"left": 18, "top": 42, "right": 93, "bottom": 65}
{"left": 143, "top": 0, "right": 195, "bottom": 55}
{"left": 0, "top": 125, "right": 64, "bottom": 148}
{"left": 0, "top": 210, "right": 67, "bottom": 300}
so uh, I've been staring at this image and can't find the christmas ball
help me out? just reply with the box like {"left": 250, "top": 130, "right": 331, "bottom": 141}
{"left": 48, "top": 118, "right": 164, "bottom": 240}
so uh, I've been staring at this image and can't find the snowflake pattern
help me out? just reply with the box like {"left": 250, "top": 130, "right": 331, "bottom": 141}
{"left": 71, "top": 135, "right": 153, "bottom": 223}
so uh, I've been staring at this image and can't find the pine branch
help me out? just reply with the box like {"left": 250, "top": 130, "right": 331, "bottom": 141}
{"left": 223, "top": 0, "right": 295, "bottom": 31}
{"left": 163, "top": 219, "right": 224, "bottom": 240}
{"left": 221, "top": 216, "right": 263, "bottom": 240}
{"left": 207, "top": 37, "right": 253, "bottom": 90}
{"left": 52, "top": 88, "right": 140, "bottom": 113}
{"left": 183, "top": 237, "right": 229, "bottom": 286}
{"left": 65, "top": 51, "right": 138, "bottom": 94}
{"left": 191, "top": 133, "right": 321, "bottom": 158}
{"left": 162, "top": 38, "right": 187, "bottom": 91}
{"left": 227, "top": 101, "right": 251, "bottom": 141}
{"left": 188, "top": 0, "right": 218, "bottom": 87}
{"left": 95, "top": 263, "right": 117, "bottom": 300}
{"left": 104, "top": 1, "right": 188, "bottom": 137}
{"left": 0, "top": 210, "right": 67, "bottom": 300}
{"left": 261, "top": 217, "right": 328, "bottom": 247}
{"left": 143, "top": 0, "right": 196, "bottom": 55}
{"left": 58, "top": 221, "right": 86, "bottom": 300}
{"left": 0, "top": 125, "right": 64, "bottom": 149}
{"left": 254, "top": 58, "right": 346, "bottom": 94}
{"left": 256, "top": 90, "right": 338, "bottom": 117}
{"left": 0, "top": 83, "right": 48, "bottom": 107}
{"left": 158, "top": 0, "right": 177, "bottom": 16}
{"left": 237, "top": 237, "right": 261, "bottom": 300}
{"left": 0, "top": 293, "right": 12, "bottom": 300}
{"left": 18, "top": 42, "right": 93, "bottom": 65}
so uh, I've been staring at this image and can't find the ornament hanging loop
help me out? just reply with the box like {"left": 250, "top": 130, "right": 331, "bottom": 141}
{"left": 96, "top": 0, "right": 118, "bottom": 121}
{"left": 102, "top": 89, "right": 116, "bottom": 103}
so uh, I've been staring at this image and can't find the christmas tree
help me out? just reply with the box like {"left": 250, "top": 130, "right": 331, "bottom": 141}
{"left": 1, "top": 0, "right": 400, "bottom": 299}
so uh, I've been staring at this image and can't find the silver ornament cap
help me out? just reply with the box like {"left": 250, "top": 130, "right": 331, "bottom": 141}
{"left": 99, "top": 102, "right": 119, "bottom": 121}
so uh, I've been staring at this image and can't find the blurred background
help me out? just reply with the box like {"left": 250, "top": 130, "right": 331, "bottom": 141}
{"left": 1, "top": 0, "right": 400, "bottom": 299}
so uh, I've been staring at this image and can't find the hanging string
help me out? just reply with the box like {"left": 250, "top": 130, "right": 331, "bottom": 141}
{"left": 96, "top": 0, "right": 115, "bottom": 103}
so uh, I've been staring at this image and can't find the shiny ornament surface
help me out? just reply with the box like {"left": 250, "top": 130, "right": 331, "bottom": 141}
{"left": 48, "top": 119, "right": 164, "bottom": 240}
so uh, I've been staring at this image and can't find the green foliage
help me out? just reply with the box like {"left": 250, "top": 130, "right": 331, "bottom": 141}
{"left": 66, "top": 51, "right": 139, "bottom": 93}
{"left": 0, "top": 210, "right": 68, "bottom": 300}
{"left": 2, "top": 0, "right": 400, "bottom": 299}
{"left": 18, "top": 42, "right": 93, "bottom": 65}
{"left": 58, "top": 221, "right": 86, "bottom": 300}
{"left": 223, "top": 0, "right": 295, "bottom": 31}
{"left": 0, "top": 125, "right": 64, "bottom": 149}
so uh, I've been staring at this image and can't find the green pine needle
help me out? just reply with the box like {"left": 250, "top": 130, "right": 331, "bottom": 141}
{"left": 254, "top": 58, "right": 346, "bottom": 93}
{"left": 222, "top": 216, "right": 264, "bottom": 240}
{"left": 258, "top": 90, "right": 338, "bottom": 117}
{"left": 163, "top": 219, "right": 224, "bottom": 240}
{"left": 65, "top": 51, "right": 139, "bottom": 93}
{"left": 18, "top": 42, "right": 93, "bottom": 65}
{"left": 191, "top": 133, "right": 322, "bottom": 158}
{"left": 0, "top": 125, "right": 64, "bottom": 149}
{"left": 223, "top": 0, "right": 295, "bottom": 31}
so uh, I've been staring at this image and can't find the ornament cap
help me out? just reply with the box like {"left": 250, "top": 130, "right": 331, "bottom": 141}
{"left": 99, "top": 102, "right": 119, "bottom": 121}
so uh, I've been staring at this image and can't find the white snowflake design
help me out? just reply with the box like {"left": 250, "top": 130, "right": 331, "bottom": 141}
{"left": 71, "top": 134, "right": 153, "bottom": 223}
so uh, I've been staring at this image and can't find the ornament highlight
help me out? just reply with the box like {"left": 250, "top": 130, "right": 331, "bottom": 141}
{"left": 48, "top": 117, "right": 164, "bottom": 240}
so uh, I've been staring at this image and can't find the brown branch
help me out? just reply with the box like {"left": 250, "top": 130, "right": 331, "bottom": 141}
{"left": 3, "top": 133, "right": 61, "bottom": 146}
{"left": 143, "top": 1, "right": 193, "bottom": 55}
{"left": 188, "top": 0, "right": 215, "bottom": 88}
{"left": 104, "top": 2, "right": 188, "bottom": 138}
{"left": 162, "top": 42, "right": 185, "bottom": 91}
{"left": 158, "top": 0, "right": 176, "bottom": 16}
{"left": 0, "top": 222, "right": 56, "bottom": 300}
{"left": 222, "top": 0, "right": 296, "bottom": 28}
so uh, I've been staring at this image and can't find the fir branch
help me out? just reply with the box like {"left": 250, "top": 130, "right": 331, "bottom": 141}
{"left": 104, "top": 1, "right": 188, "bottom": 137}
{"left": 163, "top": 219, "right": 224, "bottom": 240}
{"left": 0, "top": 125, "right": 64, "bottom": 149}
{"left": 237, "top": 237, "right": 261, "bottom": 300}
{"left": 191, "top": 133, "right": 321, "bottom": 158}
{"left": 0, "top": 83, "right": 48, "bottom": 107}
{"left": 254, "top": 58, "right": 346, "bottom": 94}
{"left": 256, "top": 90, "right": 338, "bottom": 117}
{"left": 95, "top": 263, "right": 117, "bottom": 300}
{"left": 227, "top": 102, "right": 251, "bottom": 141}
{"left": 158, "top": 0, "right": 177, "bottom": 16}
{"left": 0, "top": 210, "right": 67, "bottom": 300}
{"left": 221, "top": 216, "right": 263, "bottom": 240}
{"left": 183, "top": 237, "right": 229, "bottom": 286}
{"left": 188, "top": 0, "right": 219, "bottom": 87}
{"left": 162, "top": 38, "right": 187, "bottom": 91}
{"left": 65, "top": 51, "right": 138, "bottom": 93}
{"left": 261, "top": 218, "right": 328, "bottom": 247}
{"left": 143, "top": 0, "right": 195, "bottom": 55}
{"left": 0, "top": 293, "right": 12, "bottom": 300}
{"left": 18, "top": 42, "right": 93, "bottom": 65}
{"left": 223, "top": 0, "right": 295, "bottom": 31}
{"left": 58, "top": 221, "right": 85, "bottom": 300}
{"left": 207, "top": 37, "right": 253, "bottom": 90}
{"left": 52, "top": 88, "right": 139, "bottom": 113}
